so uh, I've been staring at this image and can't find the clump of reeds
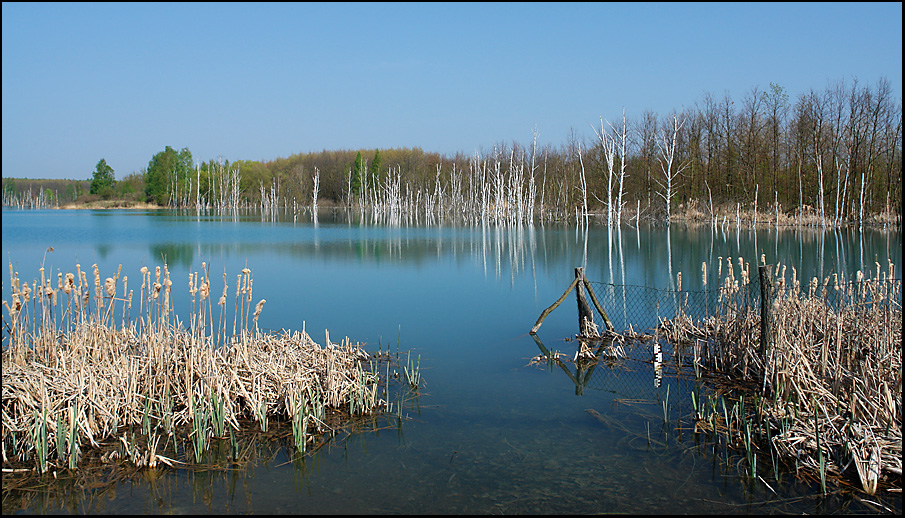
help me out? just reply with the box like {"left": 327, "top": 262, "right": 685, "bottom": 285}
{"left": 654, "top": 257, "right": 901, "bottom": 495}
{"left": 1, "top": 260, "right": 399, "bottom": 474}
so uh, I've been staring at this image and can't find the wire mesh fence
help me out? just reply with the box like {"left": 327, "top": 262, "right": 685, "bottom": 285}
{"left": 550, "top": 264, "right": 902, "bottom": 398}
{"left": 586, "top": 267, "right": 901, "bottom": 342}
{"left": 586, "top": 278, "right": 762, "bottom": 335}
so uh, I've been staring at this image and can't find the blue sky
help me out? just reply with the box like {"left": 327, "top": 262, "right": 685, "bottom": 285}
{"left": 2, "top": 2, "right": 902, "bottom": 180}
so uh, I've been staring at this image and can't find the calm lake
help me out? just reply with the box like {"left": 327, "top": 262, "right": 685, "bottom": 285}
{"left": 1, "top": 208, "right": 901, "bottom": 514}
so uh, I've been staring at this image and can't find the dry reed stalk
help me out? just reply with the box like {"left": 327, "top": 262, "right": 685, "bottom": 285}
{"left": 650, "top": 259, "right": 901, "bottom": 494}
{"left": 2, "top": 261, "right": 386, "bottom": 474}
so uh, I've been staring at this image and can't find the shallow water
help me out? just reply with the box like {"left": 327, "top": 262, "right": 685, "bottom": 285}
{"left": 2, "top": 208, "right": 901, "bottom": 514}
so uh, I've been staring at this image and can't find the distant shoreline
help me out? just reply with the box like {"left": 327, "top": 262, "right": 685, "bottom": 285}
{"left": 57, "top": 201, "right": 163, "bottom": 210}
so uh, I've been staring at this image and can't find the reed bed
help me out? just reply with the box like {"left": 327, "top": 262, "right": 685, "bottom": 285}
{"left": 654, "top": 258, "right": 901, "bottom": 495}
{"left": 2, "top": 260, "right": 404, "bottom": 475}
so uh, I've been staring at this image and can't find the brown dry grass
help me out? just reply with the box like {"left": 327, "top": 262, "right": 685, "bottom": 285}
{"left": 2, "top": 260, "right": 382, "bottom": 474}
{"left": 656, "top": 257, "right": 901, "bottom": 495}
{"left": 662, "top": 201, "right": 901, "bottom": 229}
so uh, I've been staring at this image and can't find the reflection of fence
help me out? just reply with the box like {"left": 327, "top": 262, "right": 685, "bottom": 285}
{"left": 528, "top": 331, "right": 691, "bottom": 417}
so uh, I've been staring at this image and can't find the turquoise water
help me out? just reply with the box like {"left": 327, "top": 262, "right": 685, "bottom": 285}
{"left": 2, "top": 208, "right": 901, "bottom": 514}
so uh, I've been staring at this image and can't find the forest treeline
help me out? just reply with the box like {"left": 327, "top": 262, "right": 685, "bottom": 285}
{"left": 2, "top": 77, "right": 901, "bottom": 227}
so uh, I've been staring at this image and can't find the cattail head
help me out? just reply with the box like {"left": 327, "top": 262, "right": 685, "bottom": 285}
{"left": 676, "top": 272, "right": 682, "bottom": 292}
{"left": 219, "top": 273, "right": 228, "bottom": 305}
{"left": 701, "top": 262, "right": 707, "bottom": 286}
{"left": 253, "top": 298, "right": 266, "bottom": 322}
{"left": 105, "top": 277, "right": 116, "bottom": 297}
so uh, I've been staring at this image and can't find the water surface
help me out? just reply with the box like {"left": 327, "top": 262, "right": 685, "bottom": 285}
{"left": 2, "top": 208, "right": 901, "bottom": 514}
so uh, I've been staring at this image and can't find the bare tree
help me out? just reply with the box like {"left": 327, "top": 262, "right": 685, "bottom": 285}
{"left": 610, "top": 108, "right": 629, "bottom": 225}
{"left": 765, "top": 83, "right": 790, "bottom": 196}
{"left": 576, "top": 141, "right": 589, "bottom": 227}
{"left": 311, "top": 166, "right": 320, "bottom": 208}
{"left": 592, "top": 116, "right": 617, "bottom": 225}
{"left": 655, "top": 113, "right": 691, "bottom": 223}
{"left": 635, "top": 110, "right": 659, "bottom": 214}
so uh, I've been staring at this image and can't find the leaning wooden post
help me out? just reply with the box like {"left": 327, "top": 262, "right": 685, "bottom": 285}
{"left": 758, "top": 264, "right": 774, "bottom": 363}
{"left": 529, "top": 275, "right": 581, "bottom": 334}
{"left": 575, "top": 267, "right": 594, "bottom": 336}
{"left": 581, "top": 275, "right": 614, "bottom": 331}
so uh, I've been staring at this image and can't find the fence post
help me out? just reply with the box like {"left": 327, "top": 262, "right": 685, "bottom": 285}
{"left": 529, "top": 275, "right": 581, "bottom": 335}
{"left": 581, "top": 275, "right": 614, "bottom": 331}
{"left": 758, "top": 264, "right": 774, "bottom": 362}
{"left": 575, "top": 267, "right": 594, "bottom": 336}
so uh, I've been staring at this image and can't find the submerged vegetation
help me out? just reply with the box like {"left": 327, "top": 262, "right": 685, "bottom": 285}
{"left": 3, "top": 77, "right": 901, "bottom": 228}
{"left": 1, "top": 258, "right": 421, "bottom": 479}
